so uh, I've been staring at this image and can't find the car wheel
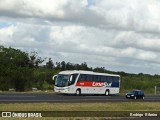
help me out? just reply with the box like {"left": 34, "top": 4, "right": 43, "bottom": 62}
{"left": 76, "top": 89, "right": 81, "bottom": 96}
{"left": 142, "top": 96, "right": 144, "bottom": 100}
{"left": 134, "top": 96, "right": 137, "bottom": 99}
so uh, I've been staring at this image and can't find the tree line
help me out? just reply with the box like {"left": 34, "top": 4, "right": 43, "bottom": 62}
{"left": 0, "top": 46, "right": 160, "bottom": 93}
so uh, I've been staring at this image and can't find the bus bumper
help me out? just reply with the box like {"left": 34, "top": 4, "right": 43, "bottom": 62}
{"left": 54, "top": 87, "right": 70, "bottom": 93}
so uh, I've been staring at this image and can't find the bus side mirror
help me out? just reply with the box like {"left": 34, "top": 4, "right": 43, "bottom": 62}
{"left": 53, "top": 75, "right": 57, "bottom": 81}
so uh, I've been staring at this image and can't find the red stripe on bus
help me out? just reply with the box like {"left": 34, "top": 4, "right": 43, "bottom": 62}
{"left": 76, "top": 81, "right": 105, "bottom": 87}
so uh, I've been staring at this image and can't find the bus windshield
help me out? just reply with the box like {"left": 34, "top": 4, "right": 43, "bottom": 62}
{"left": 55, "top": 74, "right": 69, "bottom": 87}
{"left": 55, "top": 74, "right": 78, "bottom": 87}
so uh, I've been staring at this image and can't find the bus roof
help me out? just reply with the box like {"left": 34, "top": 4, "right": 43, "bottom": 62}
{"left": 58, "top": 70, "right": 120, "bottom": 77}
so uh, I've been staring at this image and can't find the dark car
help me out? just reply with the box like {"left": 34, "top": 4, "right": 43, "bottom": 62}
{"left": 126, "top": 90, "right": 145, "bottom": 99}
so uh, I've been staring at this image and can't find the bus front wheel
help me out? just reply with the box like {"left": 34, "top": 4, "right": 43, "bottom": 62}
{"left": 76, "top": 89, "right": 81, "bottom": 96}
{"left": 105, "top": 90, "right": 109, "bottom": 96}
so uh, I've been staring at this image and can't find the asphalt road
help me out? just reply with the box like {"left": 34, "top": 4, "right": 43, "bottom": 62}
{"left": 0, "top": 93, "right": 160, "bottom": 103}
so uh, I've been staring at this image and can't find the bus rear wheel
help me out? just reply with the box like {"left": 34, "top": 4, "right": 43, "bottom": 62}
{"left": 76, "top": 89, "right": 81, "bottom": 96}
{"left": 105, "top": 90, "right": 109, "bottom": 96}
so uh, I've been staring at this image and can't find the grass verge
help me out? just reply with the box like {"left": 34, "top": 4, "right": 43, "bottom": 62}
{"left": 0, "top": 102, "right": 160, "bottom": 111}
{"left": 0, "top": 102, "right": 160, "bottom": 120}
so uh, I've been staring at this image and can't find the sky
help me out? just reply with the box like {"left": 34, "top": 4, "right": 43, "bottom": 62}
{"left": 0, "top": 0, "right": 160, "bottom": 75}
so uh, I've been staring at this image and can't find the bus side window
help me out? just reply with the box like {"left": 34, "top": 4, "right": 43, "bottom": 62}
{"left": 94, "top": 75, "right": 100, "bottom": 82}
{"left": 78, "top": 74, "right": 86, "bottom": 82}
{"left": 113, "top": 77, "right": 119, "bottom": 83}
{"left": 82, "top": 74, "right": 87, "bottom": 81}
{"left": 105, "top": 76, "right": 108, "bottom": 82}
{"left": 107, "top": 76, "right": 112, "bottom": 83}
{"left": 78, "top": 74, "right": 82, "bottom": 82}
{"left": 101, "top": 76, "right": 106, "bottom": 82}
{"left": 86, "top": 74, "right": 92, "bottom": 81}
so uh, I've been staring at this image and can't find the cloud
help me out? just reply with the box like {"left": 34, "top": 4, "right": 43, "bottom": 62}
{"left": 0, "top": 0, "right": 105, "bottom": 27}
{"left": 1, "top": 0, "right": 160, "bottom": 74}
{"left": 1, "top": 0, "right": 160, "bottom": 33}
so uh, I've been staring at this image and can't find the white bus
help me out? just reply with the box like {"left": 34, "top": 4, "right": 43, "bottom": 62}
{"left": 53, "top": 70, "right": 120, "bottom": 95}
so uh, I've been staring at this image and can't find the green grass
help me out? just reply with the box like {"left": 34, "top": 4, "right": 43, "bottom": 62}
{"left": 0, "top": 90, "right": 54, "bottom": 94}
{"left": 0, "top": 102, "right": 160, "bottom": 120}
{"left": 0, "top": 102, "right": 160, "bottom": 111}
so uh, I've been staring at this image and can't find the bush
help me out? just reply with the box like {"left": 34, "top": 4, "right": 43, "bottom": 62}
{"left": 42, "top": 81, "right": 53, "bottom": 90}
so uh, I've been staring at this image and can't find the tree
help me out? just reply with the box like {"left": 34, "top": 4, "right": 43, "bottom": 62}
{"left": 61, "top": 61, "right": 66, "bottom": 71}
{"left": 66, "top": 62, "right": 73, "bottom": 70}
{"left": 55, "top": 62, "right": 61, "bottom": 70}
{"left": 0, "top": 46, "right": 46, "bottom": 91}
{"left": 81, "top": 62, "right": 90, "bottom": 70}
{"left": 46, "top": 58, "right": 54, "bottom": 69}
{"left": 93, "top": 67, "right": 106, "bottom": 73}
{"left": 29, "top": 51, "right": 45, "bottom": 68}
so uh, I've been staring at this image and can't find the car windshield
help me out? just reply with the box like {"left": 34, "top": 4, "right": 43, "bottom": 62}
{"left": 129, "top": 91, "right": 138, "bottom": 94}
{"left": 55, "top": 74, "right": 69, "bottom": 87}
